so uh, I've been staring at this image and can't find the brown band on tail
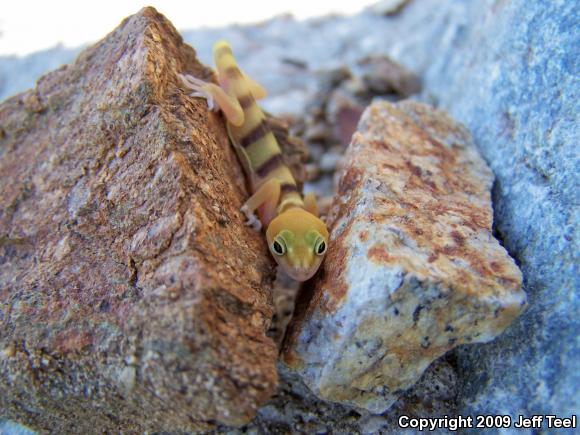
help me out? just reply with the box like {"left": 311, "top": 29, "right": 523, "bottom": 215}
{"left": 280, "top": 183, "right": 299, "bottom": 194}
{"left": 223, "top": 66, "right": 243, "bottom": 79}
{"left": 256, "top": 153, "right": 285, "bottom": 178}
{"left": 240, "top": 119, "right": 270, "bottom": 148}
{"left": 238, "top": 94, "right": 254, "bottom": 109}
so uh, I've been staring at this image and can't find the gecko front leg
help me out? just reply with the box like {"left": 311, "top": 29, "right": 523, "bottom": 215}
{"left": 240, "top": 178, "right": 281, "bottom": 231}
{"left": 179, "top": 73, "right": 245, "bottom": 127}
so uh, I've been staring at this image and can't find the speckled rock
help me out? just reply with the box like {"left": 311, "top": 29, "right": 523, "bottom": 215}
{"left": 0, "top": 7, "right": 280, "bottom": 432}
{"left": 209, "top": 358, "right": 457, "bottom": 435}
{"left": 420, "top": 0, "right": 580, "bottom": 423}
{"left": 282, "top": 101, "right": 526, "bottom": 413}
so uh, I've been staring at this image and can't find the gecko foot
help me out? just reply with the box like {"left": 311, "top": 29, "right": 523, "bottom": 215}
{"left": 240, "top": 205, "right": 262, "bottom": 231}
{"left": 178, "top": 73, "right": 217, "bottom": 111}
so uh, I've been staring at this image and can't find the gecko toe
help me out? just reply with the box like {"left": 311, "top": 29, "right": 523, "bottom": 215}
{"left": 241, "top": 206, "right": 262, "bottom": 231}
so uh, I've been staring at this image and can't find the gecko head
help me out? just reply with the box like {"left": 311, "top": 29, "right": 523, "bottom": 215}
{"left": 266, "top": 208, "right": 329, "bottom": 282}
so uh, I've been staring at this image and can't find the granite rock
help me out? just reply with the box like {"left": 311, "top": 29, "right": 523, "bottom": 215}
{"left": 282, "top": 101, "right": 526, "bottom": 413}
{"left": 419, "top": 0, "right": 580, "bottom": 423}
{"left": 0, "top": 7, "right": 280, "bottom": 432}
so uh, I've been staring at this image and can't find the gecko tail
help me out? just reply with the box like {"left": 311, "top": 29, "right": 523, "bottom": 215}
{"left": 213, "top": 40, "right": 231, "bottom": 52}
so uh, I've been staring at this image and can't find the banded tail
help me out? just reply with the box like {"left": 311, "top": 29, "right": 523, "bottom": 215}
{"left": 213, "top": 41, "right": 304, "bottom": 214}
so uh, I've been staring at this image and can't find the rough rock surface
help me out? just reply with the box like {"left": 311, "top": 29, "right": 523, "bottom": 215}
{"left": 0, "top": 7, "right": 281, "bottom": 433}
{"left": 211, "top": 358, "right": 457, "bottom": 434}
{"left": 282, "top": 101, "right": 526, "bottom": 413}
{"left": 420, "top": 1, "right": 580, "bottom": 423}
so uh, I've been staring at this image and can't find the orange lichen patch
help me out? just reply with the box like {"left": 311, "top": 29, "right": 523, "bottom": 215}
{"left": 490, "top": 261, "right": 504, "bottom": 273}
{"left": 342, "top": 103, "right": 513, "bottom": 295}
{"left": 320, "top": 211, "right": 359, "bottom": 308}
{"left": 288, "top": 225, "right": 350, "bottom": 317}
{"left": 367, "top": 244, "right": 393, "bottom": 264}
{"left": 494, "top": 301, "right": 527, "bottom": 331}
{"left": 358, "top": 230, "right": 369, "bottom": 242}
{"left": 336, "top": 165, "right": 363, "bottom": 197}
{"left": 449, "top": 230, "right": 466, "bottom": 247}
{"left": 53, "top": 329, "right": 93, "bottom": 354}
{"left": 281, "top": 348, "right": 304, "bottom": 370}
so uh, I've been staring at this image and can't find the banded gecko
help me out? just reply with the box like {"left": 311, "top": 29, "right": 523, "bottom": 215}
{"left": 179, "top": 41, "right": 328, "bottom": 281}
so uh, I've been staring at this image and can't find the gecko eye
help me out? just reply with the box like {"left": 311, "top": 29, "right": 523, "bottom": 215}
{"left": 315, "top": 239, "right": 327, "bottom": 256}
{"left": 272, "top": 239, "right": 286, "bottom": 256}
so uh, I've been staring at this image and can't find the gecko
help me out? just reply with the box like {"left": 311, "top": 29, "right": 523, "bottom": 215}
{"left": 179, "top": 40, "right": 328, "bottom": 282}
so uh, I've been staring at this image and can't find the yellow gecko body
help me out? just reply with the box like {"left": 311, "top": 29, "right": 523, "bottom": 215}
{"left": 180, "top": 41, "right": 328, "bottom": 281}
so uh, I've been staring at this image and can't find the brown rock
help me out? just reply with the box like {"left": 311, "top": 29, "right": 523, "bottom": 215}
{"left": 0, "top": 7, "right": 279, "bottom": 432}
{"left": 326, "top": 89, "right": 366, "bottom": 147}
{"left": 281, "top": 101, "right": 526, "bottom": 412}
{"left": 357, "top": 55, "right": 422, "bottom": 98}
{"left": 369, "top": 0, "right": 413, "bottom": 16}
